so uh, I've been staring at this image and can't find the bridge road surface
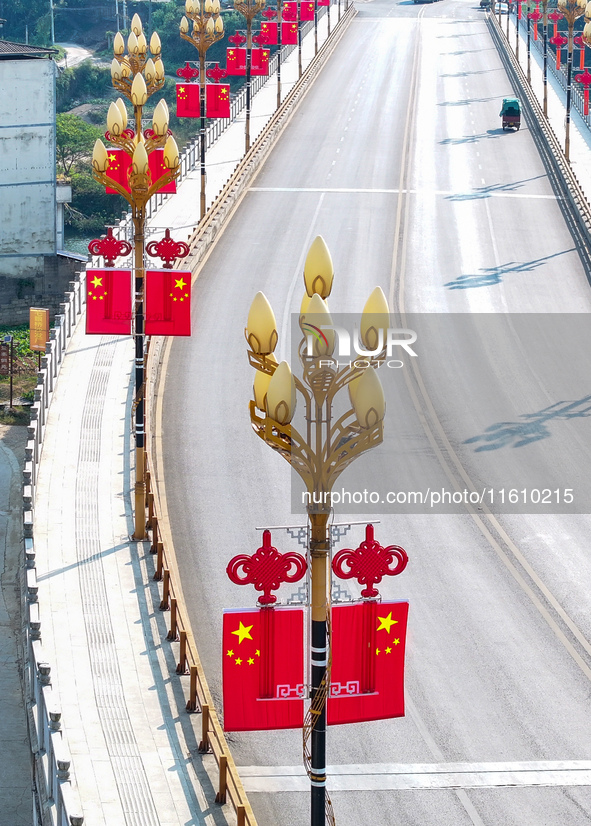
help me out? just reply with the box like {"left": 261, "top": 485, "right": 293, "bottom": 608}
{"left": 160, "top": 0, "right": 591, "bottom": 823}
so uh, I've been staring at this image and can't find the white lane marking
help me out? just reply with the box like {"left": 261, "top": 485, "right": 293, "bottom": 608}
{"left": 249, "top": 186, "right": 561, "bottom": 200}
{"left": 237, "top": 760, "right": 591, "bottom": 793}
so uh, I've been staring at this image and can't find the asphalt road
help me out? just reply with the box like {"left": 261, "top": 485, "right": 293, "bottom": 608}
{"left": 161, "top": 0, "right": 591, "bottom": 824}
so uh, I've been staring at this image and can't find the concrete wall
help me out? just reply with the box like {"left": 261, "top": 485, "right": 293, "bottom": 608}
{"left": 0, "top": 58, "right": 56, "bottom": 281}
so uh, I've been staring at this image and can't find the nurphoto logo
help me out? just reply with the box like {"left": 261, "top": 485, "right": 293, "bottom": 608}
{"left": 302, "top": 323, "right": 419, "bottom": 368}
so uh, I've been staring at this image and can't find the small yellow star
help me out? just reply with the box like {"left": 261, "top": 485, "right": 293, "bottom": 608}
{"left": 226, "top": 649, "right": 234, "bottom": 657}
{"left": 247, "top": 658, "right": 254, "bottom": 665}
{"left": 235, "top": 657, "right": 242, "bottom": 665}
{"left": 99, "top": 295, "right": 104, "bottom": 300}
{"left": 376, "top": 648, "right": 380, "bottom": 656}
{"left": 393, "top": 638, "right": 400, "bottom": 646}
{"left": 385, "top": 647, "right": 392, "bottom": 654}
{"left": 173, "top": 296, "right": 177, "bottom": 301}
{"left": 255, "top": 649, "right": 260, "bottom": 657}
{"left": 92, "top": 295, "right": 97, "bottom": 300}
{"left": 91, "top": 275, "right": 103, "bottom": 288}
{"left": 232, "top": 622, "right": 254, "bottom": 644}
{"left": 377, "top": 612, "right": 398, "bottom": 634}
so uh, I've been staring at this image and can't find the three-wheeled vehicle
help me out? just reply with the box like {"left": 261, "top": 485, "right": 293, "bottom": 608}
{"left": 500, "top": 97, "right": 521, "bottom": 130}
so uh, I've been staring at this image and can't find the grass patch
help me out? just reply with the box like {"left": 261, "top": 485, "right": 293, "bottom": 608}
{"left": 0, "top": 406, "right": 31, "bottom": 427}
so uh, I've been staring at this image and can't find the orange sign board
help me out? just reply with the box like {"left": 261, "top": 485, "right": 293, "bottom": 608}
{"left": 29, "top": 308, "right": 50, "bottom": 352}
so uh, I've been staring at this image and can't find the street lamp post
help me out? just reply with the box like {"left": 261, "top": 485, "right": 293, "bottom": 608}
{"left": 245, "top": 237, "right": 389, "bottom": 826}
{"left": 180, "top": 0, "right": 225, "bottom": 220}
{"left": 234, "top": 0, "right": 265, "bottom": 152}
{"left": 558, "top": 0, "right": 586, "bottom": 160}
{"left": 92, "top": 14, "right": 180, "bottom": 540}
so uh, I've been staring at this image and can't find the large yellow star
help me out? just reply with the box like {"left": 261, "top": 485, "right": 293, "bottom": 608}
{"left": 231, "top": 621, "right": 254, "bottom": 644}
{"left": 91, "top": 275, "right": 103, "bottom": 288}
{"left": 175, "top": 277, "right": 187, "bottom": 290}
{"left": 377, "top": 612, "right": 398, "bottom": 634}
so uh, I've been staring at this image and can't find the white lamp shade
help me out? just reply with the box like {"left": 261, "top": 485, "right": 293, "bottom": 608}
{"left": 300, "top": 293, "right": 334, "bottom": 357}
{"left": 360, "top": 286, "right": 390, "bottom": 352}
{"left": 351, "top": 367, "right": 385, "bottom": 429}
{"left": 131, "top": 72, "right": 148, "bottom": 105}
{"left": 246, "top": 292, "right": 278, "bottom": 354}
{"left": 132, "top": 141, "right": 149, "bottom": 176}
{"left": 303, "top": 235, "right": 334, "bottom": 298}
{"left": 266, "top": 361, "right": 296, "bottom": 425}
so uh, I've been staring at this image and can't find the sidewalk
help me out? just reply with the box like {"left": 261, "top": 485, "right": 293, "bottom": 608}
{"left": 502, "top": 10, "right": 591, "bottom": 201}
{"left": 1, "top": 7, "right": 342, "bottom": 826}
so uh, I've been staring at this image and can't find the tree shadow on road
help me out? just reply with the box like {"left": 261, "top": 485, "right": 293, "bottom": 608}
{"left": 464, "top": 395, "right": 591, "bottom": 451}
{"left": 444, "top": 175, "right": 547, "bottom": 200}
{"left": 443, "top": 249, "right": 575, "bottom": 289}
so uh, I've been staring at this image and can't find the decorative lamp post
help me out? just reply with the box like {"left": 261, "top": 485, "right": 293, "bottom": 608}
{"left": 179, "top": 0, "right": 225, "bottom": 220}
{"left": 529, "top": 4, "right": 543, "bottom": 40}
{"left": 527, "top": 3, "right": 533, "bottom": 82}
{"left": 548, "top": 8, "right": 563, "bottom": 37}
{"left": 234, "top": 0, "right": 266, "bottom": 152}
{"left": 516, "top": 0, "right": 522, "bottom": 62}
{"left": 245, "top": 237, "right": 389, "bottom": 826}
{"left": 92, "top": 14, "right": 181, "bottom": 540}
{"left": 539, "top": 0, "right": 558, "bottom": 115}
{"left": 557, "top": 0, "right": 586, "bottom": 160}
{"left": 551, "top": 30, "right": 569, "bottom": 68}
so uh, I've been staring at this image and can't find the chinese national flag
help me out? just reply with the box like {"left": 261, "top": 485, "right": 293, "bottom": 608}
{"left": 328, "top": 600, "right": 409, "bottom": 726}
{"left": 251, "top": 48, "right": 270, "bottom": 76}
{"left": 86, "top": 269, "right": 132, "bottom": 335}
{"left": 176, "top": 83, "right": 200, "bottom": 117}
{"left": 144, "top": 270, "right": 191, "bottom": 336}
{"left": 281, "top": 22, "right": 298, "bottom": 44}
{"left": 261, "top": 21, "right": 278, "bottom": 44}
{"left": 206, "top": 84, "right": 231, "bottom": 118}
{"left": 105, "top": 148, "right": 131, "bottom": 194}
{"left": 300, "top": 1, "right": 315, "bottom": 20}
{"left": 148, "top": 148, "right": 177, "bottom": 194}
{"left": 223, "top": 607, "right": 305, "bottom": 731}
{"left": 282, "top": 1, "right": 298, "bottom": 20}
{"left": 226, "top": 47, "right": 247, "bottom": 75}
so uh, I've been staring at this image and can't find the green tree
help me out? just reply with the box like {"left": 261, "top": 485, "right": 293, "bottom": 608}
{"left": 56, "top": 113, "right": 103, "bottom": 175}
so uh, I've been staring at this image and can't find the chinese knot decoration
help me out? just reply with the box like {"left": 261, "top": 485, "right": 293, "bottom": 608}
{"left": 229, "top": 31, "right": 247, "bottom": 46}
{"left": 176, "top": 61, "right": 200, "bottom": 81}
{"left": 550, "top": 33, "right": 569, "bottom": 70}
{"left": 145, "top": 228, "right": 190, "bottom": 268}
{"left": 332, "top": 524, "right": 408, "bottom": 599}
{"left": 206, "top": 62, "right": 228, "bottom": 81}
{"left": 548, "top": 9, "right": 563, "bottom": 38}
{"left": 252, "top": 32, "right": 268, "bottom": 45}
{"left": 574, "top": 35, "right": 586, "bottom": 70}
{"left": 575, "top": 69, "right": 591, "bottom": 115}
{"left": 262, "top": 7, "right": 277, "bottom": 17}
{"left": 88, "top": 227, "right": 132, "bottom": 267}
{"left": 226, "top": 530, "right": 307, "bottom": 605}
{"left": 528, "top": 6, "right": 542, "bottom": 40}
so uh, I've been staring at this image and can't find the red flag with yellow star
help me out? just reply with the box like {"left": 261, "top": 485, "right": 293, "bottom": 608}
{"left": 281, "top": 21, "right": 298, "bottom": 44}
{"left": 85, "top": 269, "right": 132, "bottom": 335}
{"left": 144, "top": 270, "right": 191, "bottom": 336}
{"left": 226, "top": 48, "right": 247, "bottom": 76}
{"left": 148, "top": 148, "right": 177, "bottom": 195}
{"left": 251, "top": 48, "right": 270, "bottom": 76}
{"left": 282, "top": 1, "right": 298, "bottom": 20}
{"left": 300, "top": 1, "right": 315, "bottom": 20}
{"left": 261, "top": 21, "right": 278, "bottom": 44}
{"left": 223, "top": 607, "right": 305, "bottom": 731}
{"left": 105, "top": 148, "right": 132, "bottom": 194}
{"left": 206, "top": 84, "right": 231, "bottom": 118}
{"left": 176, "top": 83, "right": 200, "bottom": 117}
{"left": 328, "top": 600, "right": 409, "bottom": 726}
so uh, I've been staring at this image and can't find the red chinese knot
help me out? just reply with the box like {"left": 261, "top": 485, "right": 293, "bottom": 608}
{"left": 88, "top": 227, "right": 132, "bottom": 267}
{"left": 176, "top": 62, "right": 200, "bottom": 81}
{"left": 226, "top": 530, "right": 307, "bottom": 605}
{"left": 332, "top": 524, "right": 408, "bottom": 599}
{"left": 146, "top": 228, "right": 190, "bottom": 269}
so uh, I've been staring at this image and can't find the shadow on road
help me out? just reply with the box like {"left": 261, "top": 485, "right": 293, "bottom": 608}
{"left": 444, "top": 174, "right": 547, "bottom": 200}
{"left": 443, "top": 249, "right": 575, "bottom": 289}
{"left": 463, "top": 395, "right": 591, "bottom": 451}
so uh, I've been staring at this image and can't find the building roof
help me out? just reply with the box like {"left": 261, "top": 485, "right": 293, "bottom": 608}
{"left": 0, "top": 40, "right": 58, "bottom": 59}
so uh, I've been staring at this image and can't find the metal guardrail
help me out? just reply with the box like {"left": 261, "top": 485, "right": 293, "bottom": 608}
{"left": 24, "top": 275, "right": 85, "bottom": 826}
